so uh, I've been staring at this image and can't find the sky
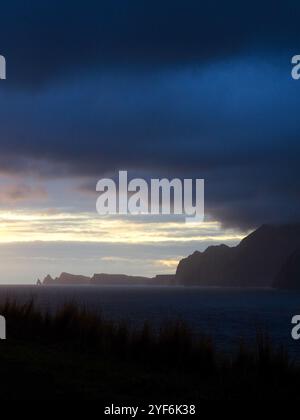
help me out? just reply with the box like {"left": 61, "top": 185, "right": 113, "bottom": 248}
{"left": 0, "top": 1, "right": 299, "bottom": 283}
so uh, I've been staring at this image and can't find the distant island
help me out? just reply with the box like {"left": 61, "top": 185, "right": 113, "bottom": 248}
{"left": 37, "top": 272, "right": 177, "bottom": 286}
{"left": 37, "top": 224, "right": 300, "bottom": 290}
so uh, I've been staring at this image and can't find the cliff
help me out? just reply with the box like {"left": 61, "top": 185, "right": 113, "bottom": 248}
{"left": 39, "top": 224, "right": 300, "bottom": 288}
{"left": 273, "top": 250, "right": 300, "bottom": 289}
{"left": 91, "top": 273, "right": 152, "bottom": 285}
{"left": 91, "top": 273, "right": 176, "bottom": 285}
{"left": 40, "top": 272, "right": 176, "bottom": 286}
{"left": 42, "top": 274, "right": 55, "bottom": 285}
{"left": 41, "top": 272, "right": 90, "bottom": 285}
{"left": 176, "top": 224, "right": 300, "bottom": 287}
{"left": 55, "top": 272, "right": 90, "bottom": 285}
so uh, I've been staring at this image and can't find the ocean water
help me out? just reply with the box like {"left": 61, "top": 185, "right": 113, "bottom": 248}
{"left": 0, "top": 285, "right": 300, "bottom": 358}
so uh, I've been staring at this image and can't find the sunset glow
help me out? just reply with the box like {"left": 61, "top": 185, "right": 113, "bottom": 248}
{"left": 0, "top": 210, "right": 247, "bottom": 244}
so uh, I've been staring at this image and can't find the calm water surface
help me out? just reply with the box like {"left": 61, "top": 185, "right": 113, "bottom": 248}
{"left": 0, "top": 285, "right": 300, "bottom": 357}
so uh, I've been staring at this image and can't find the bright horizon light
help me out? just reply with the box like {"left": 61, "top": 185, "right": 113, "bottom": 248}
{"left": 0, "top": 209, "right": 248, "bottom": 244}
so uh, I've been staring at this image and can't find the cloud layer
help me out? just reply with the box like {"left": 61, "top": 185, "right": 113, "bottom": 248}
{"left": 0, "top": 1, "right": 299, "bottom": 230}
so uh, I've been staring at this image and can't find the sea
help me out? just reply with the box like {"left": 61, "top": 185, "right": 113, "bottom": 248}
{"left": 0, "top": 285, "right": 300, "bottom": 359}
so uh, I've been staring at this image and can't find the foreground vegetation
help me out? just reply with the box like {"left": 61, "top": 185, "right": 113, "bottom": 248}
{"left": 0, "top": 300, "right": 298, "bottom": 400}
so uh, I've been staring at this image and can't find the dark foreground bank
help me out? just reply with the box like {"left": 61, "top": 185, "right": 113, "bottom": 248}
{"left": 0, "top": 300, "right": 298, "bottom": 401}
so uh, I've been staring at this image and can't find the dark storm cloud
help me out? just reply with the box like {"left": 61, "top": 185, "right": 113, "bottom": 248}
{"left": 1, "top": 0, "right": 299, "bottom": 87}
{"left": 0, "top": 1, "right": 300, "bottom": 229}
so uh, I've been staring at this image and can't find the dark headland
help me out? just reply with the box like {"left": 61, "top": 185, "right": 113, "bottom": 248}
{"left": 37, "top": 224, "right": 300, "bottom": 289}
{"left": 38, "top": 272, "right": 177, "bottom": 286}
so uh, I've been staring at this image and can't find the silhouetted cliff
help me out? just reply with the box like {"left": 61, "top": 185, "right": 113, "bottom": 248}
{"left": 56, "top": 272, "right": 90, "bottom": 285}
{"left": 176, "top": 224, "right": 300, "bottom": 287}
{"left": 91, "top": 273, "right": 176, "bottom": 286}
{"left": 273, "top": 250, "right": 300, "bottom": 289}
{"left": 91, "top": 273, "right": 152, "bottom": 285}
{"left": 42, "top": 274, "right": 55, "bottom": 285}
{"left": 41, "top": 272, "right": 90, "bottom": 285}
{"left": 40, "top": 272, "right": 176, "bottom": 286}
{"left": 39, "top": 225, "right": 300, "bottom": 288}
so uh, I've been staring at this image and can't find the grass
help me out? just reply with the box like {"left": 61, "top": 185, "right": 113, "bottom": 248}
{"left": 0, "top": 300, "right": 298, "bottom": 400}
